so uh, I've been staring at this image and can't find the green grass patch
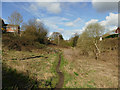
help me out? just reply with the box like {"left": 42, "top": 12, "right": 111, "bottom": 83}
{"left": 60, "top": 53, "right": 68, "bottom": 71}
{"left": 74, "top": 72, "right": 79, "bottom": 76}
{"left": 50, "top": 53, "right": 59, "bottom": 88}
{"left": 59, "top": 53, "right": 75, "bottom": 88}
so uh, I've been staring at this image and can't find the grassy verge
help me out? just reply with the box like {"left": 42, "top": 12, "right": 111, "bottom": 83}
{"left": 49, "top": 53, "right": 59, "bottom": 88}
{"left": 60, "top": 53, "right": 73, "bottom": 88}
{"left": 60, "top": 48, "right": 118, "bottom": 88}
{"left": 2, "top": 50, "right": 59, "bottom": 89}
{"left": 60, "top": 53, "right": 97, "bottom": 88}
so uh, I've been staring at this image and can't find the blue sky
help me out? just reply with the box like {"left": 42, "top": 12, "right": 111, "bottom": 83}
{"left": 2, "top": 2, "right": 118, "bottom": 40}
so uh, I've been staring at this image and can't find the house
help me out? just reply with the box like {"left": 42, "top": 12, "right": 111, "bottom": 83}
{"left": 115, "top": 27, "right": 120, "bottom": 33}
{"left": 1, "top": 19, "right": 20, "bottom": 34}
{"left": 115, "top": 27, "right": 120, "bottom": 37}
{"left": 104, "top": 27, "right": 120, "bottom": 39}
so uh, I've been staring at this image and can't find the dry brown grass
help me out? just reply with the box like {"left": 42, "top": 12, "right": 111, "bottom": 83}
{"left": 2, "top": 49, "right": 59, "bottom": 88}
{"left": 61, "top": 48, "right": 118, "bottom": 88}
{"left": 4, "top": 57, "right": 55, "bottom": 80}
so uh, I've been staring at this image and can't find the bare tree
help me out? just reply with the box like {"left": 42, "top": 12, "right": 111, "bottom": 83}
{"left": 77, "top": 22, "right": 105, "bottom": 59}
{"left": 8, "top": 11, "right": 23, "bottom": 25}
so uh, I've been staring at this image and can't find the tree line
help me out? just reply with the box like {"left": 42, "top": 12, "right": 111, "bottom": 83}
{"left": 2, "top": 11, "right": 48, "bottom": 51}
{"left": 2, "top": 11, "right": 117, "bottom": 59}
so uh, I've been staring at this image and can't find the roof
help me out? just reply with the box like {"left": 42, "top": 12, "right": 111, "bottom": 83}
{"left": 104, "top": 34, "right": 119, "bottom": 38}
{"left": 6, "top": 24, "right": 19, "bottom": 26}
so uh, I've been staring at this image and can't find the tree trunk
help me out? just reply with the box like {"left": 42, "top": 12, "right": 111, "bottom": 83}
{"left": 94, "top": 41, "right": 100, "bottom": 60}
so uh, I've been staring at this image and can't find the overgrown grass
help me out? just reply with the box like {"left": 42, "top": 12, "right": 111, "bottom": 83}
{"left": 59, "top": 52, "right": 97, "bottom": 88}
{"left": 59, "top": 53, "right": 73, "bottom": 88}
{"left": 49, "top": 53, "right": 59, "bottom": 88}
{"left": 60, "top": 48, "right": 118, "bottom": 88}
{"left": 2, "top": 50, "right": 60, "bottom": 89}
{"left": 2, "top": 64, "right": 38, "bottom": 89}
{"left": 60, "top": 55, "right": 97, "bottom": 88}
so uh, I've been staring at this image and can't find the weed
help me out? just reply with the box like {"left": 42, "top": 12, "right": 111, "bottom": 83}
{"left": 74, "top": 72, "right": 79, "bottom": 76}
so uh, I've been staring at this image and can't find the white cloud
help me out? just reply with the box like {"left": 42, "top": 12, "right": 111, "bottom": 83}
{"left": 81, "top": 13, "right": 118, "bottom": 34}
{"left": 65, "top": 17, "right": 82, "bottom": 27}
{"left": 81, "top": 19, "right": 98, "bottom": 31}
{"left": 37, "top": 2, "right": 61, "bottom": 14}
{"left": 85, "top": 19, "right": 98, "bottom": 26}
{"left": 63, "top": 13, "right": 118, "bottom": 39}
{"left": 74, "top": 18, "right": 82, "bottom": 23}
{"left": 99, "top": 13, "right": 118, "bottom": 34}
{"left": 2, "top": 0, "right": 58, "bottom": 2}
{"left": 61, "top": 18, "right": 69, "bottom": 21}
{"left": 100, "top": 13, "right": 118, "bottom": 27}
{"left": 22, "top": 2, "right": 61, "bottom": 15}
{"left": 62, "top": 29, "right": 83, "bottom": 40}
{"left": 21, "top": 4, "right": 44, "bottom": 18}
{"left": 36, "top": 17, "right": 69, "bottom": 32}
{"left": 47, "top": 3, "right": 61, "bottom": 14}
{"left": 3, "top": 0, "right": 120, "bottom": 2}
{"left": 65, "top": 13, "right": 74, "bottom": 17}
{"left": 30, "top": 4, "right": 38, "bottom": 11}
{"left": 65, "top": 22, "right": 75, "bottom": 27}
{"left": 2, "top": 0, "right": 119, "bottom": 2}
{"left": 58, "top": 28, "right": 64, "bottom": 31}
{"left": 92, "top": 0, "right": 119, "bottom": 2}
{"left": 92, "top": 0, "right": 118, "bottom": 12}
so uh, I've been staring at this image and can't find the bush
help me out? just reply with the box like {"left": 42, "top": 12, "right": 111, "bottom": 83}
{"left": 2, "top": 33, "right": 46, "bottom": 51}
{"left": 98, "top": 38, "right": 118, "bottom": 52}
{"left": 34, "top": 42, "right": 45, "bottom": 49}
{"left": 22, "top": 18, "right": 48, "bottom": 44}
{"left": 59, "top": 40, "right": 72, "bottom": 48}
{"left": 2, "top": 19, "right": 49, "bottom": 51}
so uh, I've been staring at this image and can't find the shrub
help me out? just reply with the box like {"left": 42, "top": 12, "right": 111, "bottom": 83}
{"left": 2, "top": 18, "right": 49, "bottom": 51}
{"left": 2, "top": 33, "right": 46, "bottom": 51}
{"left": 21, "top": 18, "right": 48, "bottom": 44}
{"left": 34, "top": 42, "right": 45, "bottom": 49}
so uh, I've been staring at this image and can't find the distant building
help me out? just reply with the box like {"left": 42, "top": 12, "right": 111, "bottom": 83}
{"left": 104, "top": 27, "right": 120, "bottom": 39}
{"left": 1, "top": 19, "right": 20, "bottom": 34}
{"left": 115, "top": 27, "right": 120, "bottom": 37}
{"left": 115, "top": 27, "right": 120, "bottom": 34}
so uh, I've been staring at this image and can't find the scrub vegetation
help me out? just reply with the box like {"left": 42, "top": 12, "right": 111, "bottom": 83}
{"left": 2, "top": 11, "right": 118, "bottom": 89}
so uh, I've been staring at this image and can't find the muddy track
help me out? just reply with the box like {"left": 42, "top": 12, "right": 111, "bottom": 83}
{"left": 55, "top": 53, "right": 64, "bottom": 89}
{"left": 9, "top": 55, "right": 46, "bottom": 61}
{"left": 19, "top": 55, "right": 44, "bottom": 60}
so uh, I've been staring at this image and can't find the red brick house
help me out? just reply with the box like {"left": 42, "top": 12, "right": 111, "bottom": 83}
{"left": 2, "top": 19, "right": 20, "bottom": 34}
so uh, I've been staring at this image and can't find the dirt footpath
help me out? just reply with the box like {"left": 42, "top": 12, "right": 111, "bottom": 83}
{"left": 55, "top": 53, "right": 64, "bottom": 88}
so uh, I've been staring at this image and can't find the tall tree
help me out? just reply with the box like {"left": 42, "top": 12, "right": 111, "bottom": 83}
{"left": 77, "top": 22, "right": 105, "bottom": 59}
{"left": 8, "top": 11, "right": 23, "bottom": 25}
{"left": 70, "top": 33, "right": 79, "bottom": 47}
{"left": 50, "top": 32, "right": 63, "bottom": 45}
{"left": 22, "top": 18, "right": 48, "bottom": 44}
